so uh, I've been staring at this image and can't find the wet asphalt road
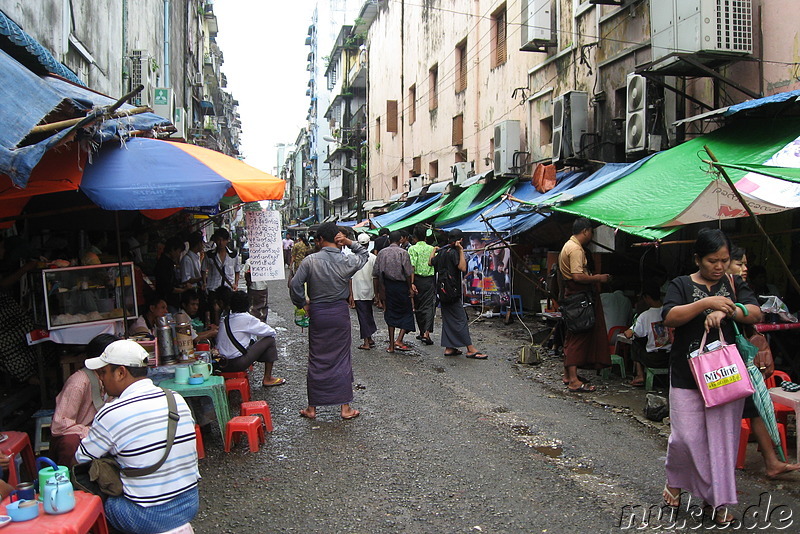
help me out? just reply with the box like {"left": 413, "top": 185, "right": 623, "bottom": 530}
{"left": 192, "top": 278, "right": 799, "bottom": 533}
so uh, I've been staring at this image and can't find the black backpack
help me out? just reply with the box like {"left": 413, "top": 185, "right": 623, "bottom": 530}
{"left": 435, "top": 248, "right": 462, "bottom": 304}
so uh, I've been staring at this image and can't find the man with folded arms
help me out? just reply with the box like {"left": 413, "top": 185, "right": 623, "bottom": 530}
{"left": 76, "top": 340, "right": 200, "bottom": 534}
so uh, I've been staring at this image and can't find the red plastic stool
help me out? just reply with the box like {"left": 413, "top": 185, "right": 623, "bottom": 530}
{"left": 737, "top": 418, "right": 789, "bottom": 469}
{"left": 0, "top": 431, "right": 36, "bottom": 485}
{"left": 224, "top": 416, "right": 265, "bottom": 452}
{"left": 225, "top": 377, "right": 251, "bottom": 403}
{"left": 220, "top": 371, "right": 248, "bottom": 380}
{"left": 240, "top": 400, "right": 273, "bottom": 432}
{"left": 194, "top": 424, "right": 205, "bottom": 460}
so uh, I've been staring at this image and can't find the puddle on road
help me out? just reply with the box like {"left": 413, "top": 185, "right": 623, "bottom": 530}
{"left": 533, "top": 445, "right": 563, "bottom": 458}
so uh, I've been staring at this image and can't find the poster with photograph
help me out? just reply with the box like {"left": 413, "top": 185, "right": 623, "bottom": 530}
{"left": 245, "top": 209, "right": 284, "bottom": 281}
{"left": 463, "top": 233, "right": 511, "bottom": 308}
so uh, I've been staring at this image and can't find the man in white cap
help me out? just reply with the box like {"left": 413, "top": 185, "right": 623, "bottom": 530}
{"left": 75, "top": 340, "right": 200, "bottom": 533}
{"left": 349, "top": 232, "right": 378, "bottom": 350}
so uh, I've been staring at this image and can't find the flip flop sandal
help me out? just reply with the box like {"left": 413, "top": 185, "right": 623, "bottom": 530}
{"left": 262, "top": 377, "right": 286, "bottom": 387}
{"left": 421, "top": 338, "right": 434, "bottom": 345}
{"left": 341, "top": 410, "right": 360, "bottom": 420}
{"left": 567, "top": 383, "right": 596, "bottom": 393}
{"left": 357, "top": 345, "right": 371, "bottom": 350}
{"left": 466, "top": 352, "right": 488, "bottom": 359}
{"left": 444, "top": 350, "right": 463, "bottom": 356}
{"left": 663, "top": 485, "right": 680, "bottom": 509}
{"left": 394, "top": 343, "right": 411, "bottom": 351}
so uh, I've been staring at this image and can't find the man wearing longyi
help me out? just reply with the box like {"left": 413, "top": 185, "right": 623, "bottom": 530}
{"left": 289, "top": 223, "right": 368, "bottom": 420}
{"left": 75, "top": 340, "right": 200, "bottom": 534}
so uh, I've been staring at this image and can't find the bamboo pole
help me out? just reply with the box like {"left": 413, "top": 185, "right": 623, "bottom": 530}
{"left": 29, "top": 106, "right": 152, "bottom": 135}
{"left": 704, "top": 145, "right": 800, "bottom": 295}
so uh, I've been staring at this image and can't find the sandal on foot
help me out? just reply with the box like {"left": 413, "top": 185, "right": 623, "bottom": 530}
{"left": 663, "top": 484, "right": 680, "bottom": 508}
{"left": 567, "top": 383, "right": 596, "bottom": 393}
{"left": 444, "top": 349, "right": 463, "bottom": 356}
{"left": 341, "top": 410, "right": 360, "bottom": 420}
{"left": 357, "top": 344, "right": 371, "bottom": 350}
{"left": 627, "top": 379, "right": 646, "bottom": 387}
{"left": 703, "top": 505, "right": 734, "bottom": 526}
{"left": 299, "top": 409, "right": 316, "bottom": 419}
{"left": 394, "top": 343, "right": 411, "bottom": 352}
{"left": 466, "top": 352, "right": 488, "bottom": 359}
{"left": 421, "top": 338, "right": 434, "bottom": 345}
{"left": 262, "top": 377, "right": 286, "bottom": 387}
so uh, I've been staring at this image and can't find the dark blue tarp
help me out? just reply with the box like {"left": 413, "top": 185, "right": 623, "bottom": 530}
{"left": 442, "top": 159, "right": 653, "bottom": 236}
{"left": 725, "top": 90, "right": 800, "bottom": 117}
{"left": 0, "top": 49, "right": 171, "bottom": 189}
{"left": 370, "top": 194, "right": 441, "bottom": 228}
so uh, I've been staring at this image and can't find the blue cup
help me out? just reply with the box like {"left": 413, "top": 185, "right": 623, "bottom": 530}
{"left": 12, "top": 482, "right": 36, "bottom": 501}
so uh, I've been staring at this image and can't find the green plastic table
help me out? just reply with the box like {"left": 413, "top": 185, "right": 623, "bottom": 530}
{"left": 157, "top": 375, "right": 231, "bottom": 437}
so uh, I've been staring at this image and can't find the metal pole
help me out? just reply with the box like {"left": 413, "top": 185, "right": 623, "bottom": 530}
{"left": 356, "top": 121, "right": 363, "bottom": 221}
{"left": 704, "top": 145, "right": 800, "bottom": 295}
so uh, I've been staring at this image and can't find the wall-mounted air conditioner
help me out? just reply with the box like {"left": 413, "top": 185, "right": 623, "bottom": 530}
{"left": 451, "top": 162, "right": 474, "bottom": 185}
{"left": 172, "top": 107, "right": 187, "bottom": 139}
{"left": 650, "top": 0, "right": 753, "bottom": 67}
{"left": 551, "top": 91, "right": 588, "bottom": 163}
{"left": 409, "top": 174, "right": 427, "bottom": 190}
{"left": 625, "top": 74, "right": 647, "bottom": 153}
{"left": 521, "top": 0, "right": 555, "bottom": 52}
{"left": 494, "top": 120, "right": 521, "bottom": 175}
{"left": 128, "top": 50, "right": 151, "bottom": 107}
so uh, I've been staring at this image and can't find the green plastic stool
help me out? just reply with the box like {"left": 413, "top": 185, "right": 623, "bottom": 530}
{"left": 646, "top": 367, "right": 669, "bottom": 391}
{"left": 601, "top": 354, "right": 626, "bottom": 379}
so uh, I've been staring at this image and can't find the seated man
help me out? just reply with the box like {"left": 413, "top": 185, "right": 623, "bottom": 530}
{"left": 76, "top": 340, "right": 200, "bottom": 533}
{"left": 176, "top": 289, "right": 218, "bottom": 346}
{"left": 50, "top": 334, "right": 119, "bottom": 468}
{"left": 624, "top": 280, "right": 672, "bottom": 387}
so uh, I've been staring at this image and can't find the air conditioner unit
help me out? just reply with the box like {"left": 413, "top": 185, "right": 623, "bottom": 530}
{"left": 451, "top": 161, "right": 474, "bottom": 185}
{"left": 625, "top": 74, "right": 647, "bottom": 153}
{"left": 650, "top": 0, "right": 753, "bottom": 67}
{"left": 172, "top": 107, "right": 188, "bottom": 139}
{"left": 520, "top": 0, "right": 555, "bottom": 52}
{"left": 152, "top": 88, "right": 174, "bottom": 122}
{"left": 493, "top": 120, "right": 521, "bottom": 175}
{"left": 128, "top": 50, "right": 151, "bottom": 107}
{"left": 551, "top": 91, "right": 588, "bottom": 163}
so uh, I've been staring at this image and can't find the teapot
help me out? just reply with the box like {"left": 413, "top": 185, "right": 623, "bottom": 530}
{"left": 191, "top": 361, "right": 212, "bottom": 380}
{"left": 43, "top": 473, "right": 75, "bottom": 515}
{"left": 36, "top": 457, "right": 69, "bottom": 501}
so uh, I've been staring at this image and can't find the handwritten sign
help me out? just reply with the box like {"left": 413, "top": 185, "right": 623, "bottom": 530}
{"left": 245, "top": 210, "right": 284, "bottom": 281}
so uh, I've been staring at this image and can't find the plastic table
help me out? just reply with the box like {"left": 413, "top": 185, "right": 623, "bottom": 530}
{"left": 0, "top": 490, "right": 108, "bottom": 533}
{"left": 768, "top": 387, "right": 800, "bottom": 463}
{"left": 157, "top": 376, "right": 231, "bottom": 436}
{"left": 0, "top": 431, "right": 36, "bottom": 486}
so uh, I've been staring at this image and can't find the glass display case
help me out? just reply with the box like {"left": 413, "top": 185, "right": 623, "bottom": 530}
{"left": 34, "top": 262, "right": 138, "bottom": 330}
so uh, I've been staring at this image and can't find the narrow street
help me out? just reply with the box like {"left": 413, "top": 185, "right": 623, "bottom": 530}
{"left": 193, "top": 278, "right": 799, "bottom": 533}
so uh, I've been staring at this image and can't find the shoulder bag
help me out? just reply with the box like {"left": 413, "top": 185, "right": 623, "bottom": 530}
{"left": 71, "top": 387, "right": 180, "bottom": 498}
{"left": 555, "top": 251, "right": 596, "bottom": 333}
{"left": 688, "top": 328, "right": 754, "bottom": 408}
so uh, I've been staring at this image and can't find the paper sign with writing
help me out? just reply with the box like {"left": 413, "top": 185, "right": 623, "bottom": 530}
{"left": 245, "top": 210, "right": 285, "bottom": 281}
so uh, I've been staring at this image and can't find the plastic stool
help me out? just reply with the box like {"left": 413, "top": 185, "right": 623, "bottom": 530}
{"left": 737, "top": 418, "right": 789, "bottom": 469}
{"left": 0, "top": 431, "right": 37, "bottom": 486}
{"left": 224, "top": 416, "right": 265, "bottom": 452}
{"left": 646, "top": 367, "right": 669, "bottom": 391}
{"left": 500, "top": 295, "right": 524, "bottom": 316}
{"left": 33, "top": 409, "right": 55, "bottom": 453}
{"left": 157, "top": 523, "right": 194, "bottom": 534}
{"left": 225, "top": 377, "right": 251, "bottom": 403}
{"left": 220, "top": 371, "right": 248, "bottom": 380}
{"left": 194, "top": 424, "right": 205, "bottom": 460}
{"left": 601, "top": 354, "right": 626, "bottom": 380}
{"left": 241, "top": 400, "right": 273, "bottom": 432}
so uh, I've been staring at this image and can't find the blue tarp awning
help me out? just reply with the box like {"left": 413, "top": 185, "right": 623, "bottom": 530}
{"left": 725, "top": 90, "right": 800, "bottom": 117}
{"left": 370, "top": 194, "right": 441, "bottom": 228}
{"left": 0, "top": 48, "right": 171, "bottom": 189}
{"left": 443, "top": 159, "right": 653, "bottom": 236}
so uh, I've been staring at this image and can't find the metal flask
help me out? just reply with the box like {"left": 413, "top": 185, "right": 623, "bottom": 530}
{"left": 156, "top": 316, "right": 179, "bottom": 364}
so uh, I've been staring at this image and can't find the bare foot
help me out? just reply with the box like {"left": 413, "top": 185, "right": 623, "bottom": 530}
{"left": 299, "top": 407, "right": 316, "bottom": 419}
{"left": 766, "top": 462, "right": 800, "bottom": 479}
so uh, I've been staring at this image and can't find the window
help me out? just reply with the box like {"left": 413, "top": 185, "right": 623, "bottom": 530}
{"left": 455, "top": 40, "right": 467, "bottom": 93}
{"left": 429, "top": 160, "right": 439, "bottom": 179}
{"left": 408, "top": 84, "right": 416, "bottom": 125}
{"left": 386, "top": 100, "right": 398, "bottom": 133}
{"left": 392, "top": 175, "right": 398, "bottom": 190}
{"left": 539, "top": 116, "right": 553, "bottom": 145}
{"left": 452, "top": 114, "right": 464, "bottom": 146}
{"left": 375, "top": 117, "right": 381, "bottom": 144}
{"left": 492, "top": 5, "right": 507, "bottom": 68}
{"left": 412, "top": 156, "right": 421, "bottom": 175}
{"left": 429, "top": 65, "right": 438, "bottom": 111}
{"left": 455, "top": 150, "right": 467, "bottom": 163}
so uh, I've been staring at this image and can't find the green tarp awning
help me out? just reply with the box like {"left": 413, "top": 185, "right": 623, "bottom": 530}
{"left": 552, "top": 118, "right": 800, "bottom": 240}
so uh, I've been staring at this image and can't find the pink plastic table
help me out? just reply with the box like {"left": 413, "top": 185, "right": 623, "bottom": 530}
{"left": 768, "top": 387, "right": 800, "bottom": 463}
{"left": 0, "top": 490, "right": 108, "bottom": 534}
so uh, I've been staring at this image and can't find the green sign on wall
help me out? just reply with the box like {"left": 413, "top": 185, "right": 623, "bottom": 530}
{"left": 154, "top": 87, "right": 170, "bottom": 106}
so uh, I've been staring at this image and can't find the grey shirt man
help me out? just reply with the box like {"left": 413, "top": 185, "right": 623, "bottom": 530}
{"left": 289, "top": 242, "right": 369, "bottom": 307}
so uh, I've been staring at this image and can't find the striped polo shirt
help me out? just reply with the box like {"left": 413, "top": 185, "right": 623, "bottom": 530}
{"left": 76, "top": 379, "right": 200, "bottom": 506}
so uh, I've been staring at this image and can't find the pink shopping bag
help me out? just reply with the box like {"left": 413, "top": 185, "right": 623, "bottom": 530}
{"left": 688, "top": 328, "right": 754, "bottom": 408}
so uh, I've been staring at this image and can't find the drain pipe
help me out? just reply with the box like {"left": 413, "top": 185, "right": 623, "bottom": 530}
{"left": 163, "top": 0, "right": 171, "bottom": 87}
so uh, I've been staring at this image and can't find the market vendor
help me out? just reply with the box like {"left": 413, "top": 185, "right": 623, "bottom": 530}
{"left": 50, "top": 334, "right": 119, "bottom": 467}
{"left": 128, "top": 295, "right": 168, "bottom": 337}
{"left": 175, "top": 289, "right": 218, "bottom": 345}
{"left": 155, "top": 236, "right": 189, "bottom": 312}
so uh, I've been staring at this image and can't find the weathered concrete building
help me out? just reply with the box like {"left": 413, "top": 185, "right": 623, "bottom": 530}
{"left": 365, "top": 0, "right": 800, "bottom": 202}
{"left": 0, "top": 0, "right": 241, "bottom": 156}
